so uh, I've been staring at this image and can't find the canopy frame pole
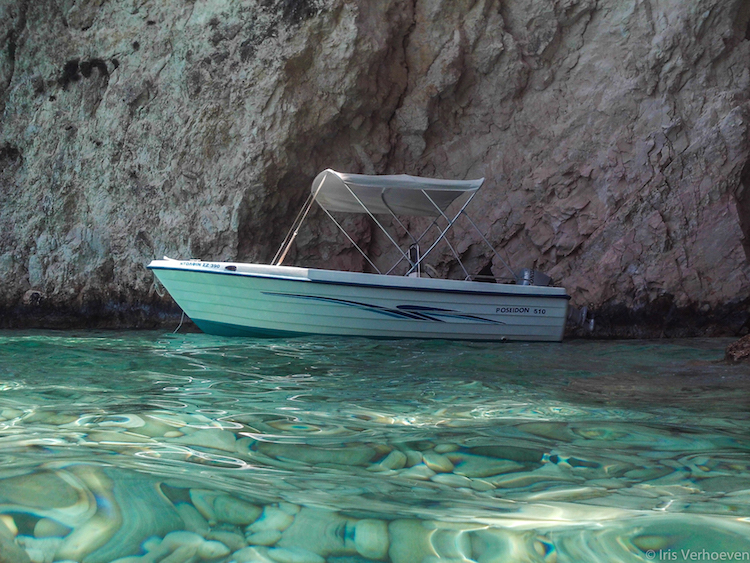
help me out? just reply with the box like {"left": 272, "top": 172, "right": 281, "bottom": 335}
{"left": 405, "top": 189, "right": 477, "bottom": 277}
{"left": 339, "top": 182, "right": 413, "bottom": 268}
{"left": 384, "top": 215, "right": 443, "bottom": 275}
{"left": 459, "top": 211, "right": 517, "bottom": 280}
{"left": 380, "top": 191, "right": 418, "bottom": 246}
{"left": 379, "top": 191, "right": 424, "bottom": 275}
{"left": 429, "top": 222, "right": 470, "bottom": 280}
{"left": 274, "top": 175, "right": 332, "bottom": 266}
{"left": 273, "top": 192, "right": 314, "bottom": 266}
{"left": 319, "top": 207, "right": 382, "bottom": 274}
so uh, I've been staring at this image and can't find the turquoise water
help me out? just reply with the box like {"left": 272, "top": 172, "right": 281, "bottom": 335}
{"left": 0, "top": 331, "right": 749, "bottom": 563}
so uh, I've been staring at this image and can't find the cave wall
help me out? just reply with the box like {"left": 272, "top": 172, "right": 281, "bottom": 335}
{"left": 0, "top": 0, "right": 749, "bottom": 336}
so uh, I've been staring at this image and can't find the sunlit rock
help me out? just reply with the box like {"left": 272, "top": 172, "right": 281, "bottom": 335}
{"left": 0, "top": 534, "right": 32, "bottom": 563}
{"left": 63, "top": 466, "right": 183, "bottom": 563}
{"left": 198, "top": 539, "right": 230, "bottom": 559}
{"left": 246, "top": 530, "right": 282, "bottom": 546}
{"left": 276, "top": 507, "right": 356, "bottom": 557}
{"left": 171, "top": 429, "right": 237, "bottom": 452}
{"left": 206, "top": 529, "right": 245, "bottom": 552}
{"left": 470, "top": 528, "right": 515, "bottom": 563}
{"left": 266, "top": 546, "right": 325, "bottom": 563}
{"left": 430, "top": 473, "right": 472, "bottom": 488}
{"left": 231, "top": 545, "right": 276, "bottom": 563}
{"left": 398, "top": 463, "right": 436, "bottom": 480}
{"left": 353, "top": 519, "right": 389, "bottom": 560}
{"left": 189, "top": 490, "right": 220, "bottom": 523}
{"left": 447, "top": 453, "right": 523, "bottom": 478}
{"left": 213, "top": 495, "right": 262, "bottom": 526}
{"left": 175, "top": 502, "right": 210, "bottom": 537}
{"left": 422, "top": 452, "right": 454, "bottom": 473}
{"left": 159, "top": 544, "right": 198, "bottom": 563}
{"left": 257, "top": 443, "right": 377, "bottom": 467}
{"left": 388, "top": 520, "right": 437, "bottom": 563}
{"left": 368, "top": 450, "right": 407, "bottom": 471}
{"left": 246, "top": 506, "right": 294, "bottom": 535}
{"left": 16, "top": 536, "right": 62, "bottom": 563}
{"left": 33, "top": 519, "right": 71, "bottom": 539}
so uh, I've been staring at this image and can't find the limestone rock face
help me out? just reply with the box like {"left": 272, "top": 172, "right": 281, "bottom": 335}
{"left": 0, "top": 0, "right": 749, "bottom": 336}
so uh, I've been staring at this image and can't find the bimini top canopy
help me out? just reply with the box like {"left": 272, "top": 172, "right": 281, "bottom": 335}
{"left": 311, "top": 169, "right": 484, "bottom": 217}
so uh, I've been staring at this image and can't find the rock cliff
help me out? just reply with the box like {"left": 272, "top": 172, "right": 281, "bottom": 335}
{"left": 1, "top": 0, "right": 749, "bottom": 336}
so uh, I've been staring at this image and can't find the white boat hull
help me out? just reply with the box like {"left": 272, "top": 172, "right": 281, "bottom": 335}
{"left": 148, "top": 259, "right": 570, "bottom": 341}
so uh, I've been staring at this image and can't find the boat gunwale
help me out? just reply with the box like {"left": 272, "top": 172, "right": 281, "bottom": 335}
{"left": 148, "top": 262, "right": 572, "bottom": 301}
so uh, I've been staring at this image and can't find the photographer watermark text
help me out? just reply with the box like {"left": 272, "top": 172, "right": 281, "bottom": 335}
{"left": 645, "top": 549, "right": 750, "bottom": 561}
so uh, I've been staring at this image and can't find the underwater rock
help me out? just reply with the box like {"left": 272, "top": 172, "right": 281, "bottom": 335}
{"left": 0, "top": 408, "right": 23, "bottom": 421}
{"left": 469, "top": 445, "right": 544, "bottom": 464}
{"left": 63, "top": 466, "right": 184, "bottom": 563}
{"left": 175, "top": 502, "right": 210, "bottom": 536}
{"left": 398, "top": 463, "right": 436, "bottom": 480}
{"left": 422, "top": 452, "right": 454, "bottom": 473}
{"left": 446, "top": 453, "right": 523, "bottom": 478}
{"left": 17, "top": 536, "right": 62, "bottom": 563}
{"left": 388, "top": 520, "right": 437, "bottom": 563}
{"left": 246, "top": 506, "right": 294, "bottom": 535}
{"left": 433, "top": 443, "right": 460, "bottom": 454}
{"left": 368, "top": 450, "right": 407, "bottom": 471}
{"left": 0, "top": 534, "right": 32, "bottom": 563}
{"left": 246, "top": 530, "right": 282, "bottom": 546}
{"left": 161, "top": 530, "right": 205, "bottom": 550}
{"left": 198, "top": 539, "right": 230, "bottom": 559}
{"left": 213, "top": 495, "right": 262, "bottom": 526}
{"left": 171, "top": 429, "right": 237, "bottom": 452}
{"left": 257, "top": 444, "right": 377, "bottom": 467}
{"left": 429, "top": 528, "right": 473, "bottom": 561}
{"left": 276, "top": 507, "right": 356, "bottom": 557}
{"left": 160, "top": 544, "right": 198, "bottom": 563}
{"left": 33, "top": 518, "right": 72, "bottom": 539}
{"left": 206, "top": 529, "right": 245, "bottom": 552}
{"left": 189, "top": 490, "right": 221, "bottom": 523}
{"left": 470, "top": 528, "right": 516, "bottom": 563}
{"left": 231, "top": 546, "right": 276, "bottom": 563}
{"left": 0, "top": 470, "right": 86, "bottom": 511}
{"left": 430, "top": 473, "right": 472, "bottom": 489}
{"left": 403, "top": 450, "right": 423, "bottom": 467}
{"left": 76, "top": 414, "right": 146, "bottom": 430}
{"left": 84, "top": 430, "right": 157, "bottom": 445}
{"left": 267, "top": 546, "right": 325, "bottom": 563}
{"left": 353, "top": 519, "right": 389, "bottom": 561}
{"left": 725, "top": 335, "right": 750, "bottom": 363}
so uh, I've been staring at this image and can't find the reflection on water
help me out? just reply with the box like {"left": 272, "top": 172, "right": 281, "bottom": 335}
{"left": 0, "top": 332, "right": 748, "bottom": 563}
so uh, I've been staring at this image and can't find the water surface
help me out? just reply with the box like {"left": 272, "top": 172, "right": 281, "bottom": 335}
{"left": 0, "top": 331, "right": 748, "bottom": 563}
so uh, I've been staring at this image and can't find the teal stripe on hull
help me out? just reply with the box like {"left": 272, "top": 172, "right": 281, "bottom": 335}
{"left": 192, "top": 319, "right": 306, "bottom": 338}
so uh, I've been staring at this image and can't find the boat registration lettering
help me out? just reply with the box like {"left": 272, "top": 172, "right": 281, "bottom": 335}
{"left": 496, "top": 306, "right": 546, "bottom": 315}
{"left": 180, "top": 261, "right": 222, "bottom": 270}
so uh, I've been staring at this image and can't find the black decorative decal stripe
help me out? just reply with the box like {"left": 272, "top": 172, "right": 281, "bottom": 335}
{"left": 262, "top": 293, "right": 505, "bottom": 324}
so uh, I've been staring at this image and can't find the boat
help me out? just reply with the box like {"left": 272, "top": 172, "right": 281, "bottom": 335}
{"left": 148, "top": 169, "right": 588, "bottom": 341}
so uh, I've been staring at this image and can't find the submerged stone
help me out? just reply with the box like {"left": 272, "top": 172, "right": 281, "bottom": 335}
{"left": 447, "top": 453, "right": 523, "bottom": 478}
{"left": 388, "top": 520, "right": 437, "bottom": 563}
{"left": 353, "top": 519, "right": 389, "bottom": 560}
{"left": 0, "top": 534, "right": 32, "bottom": 563}
{"left": 246, "top": 506, "right": 294, "bottom": 534}
{"left": 213, "top": 495, "right": 262, "bottom": 526}
{"left": 267, "top": 546, "right": 325, "bottom": 563}
{"left": 276, "top": 507, "right": 355, "bottom": 557}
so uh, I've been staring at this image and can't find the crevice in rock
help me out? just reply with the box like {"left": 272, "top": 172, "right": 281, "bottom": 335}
{"left": 385, "top": 0, "right": 417, "bottom": 168}
{"left": 0, "top": 0, "right": 29, "bottom": 114}
{"left": 736, "top": 159, "right": 750, "bottom": 261}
